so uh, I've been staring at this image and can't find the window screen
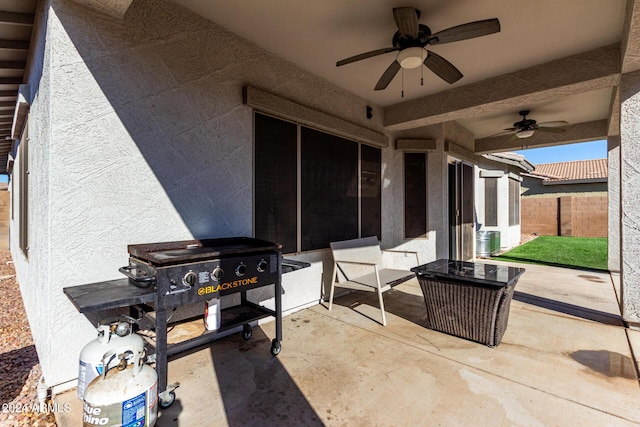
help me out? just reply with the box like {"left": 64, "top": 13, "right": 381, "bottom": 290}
{"left": 404, "top": 152, "right": 427, "bottom": 238}
{"left": 301, "top": 127, "right": 358, "bottom": 251}
{"left": 484, "top": 178, "right": 498, "bottom": 226}
{"left": 254, "top": 113, "right": 381, "bottom": 253}
{"left": 509, "top": 179, "right": 520, "bottom": 226}
{"left": 254, "top": 113, "right": 298, "bottom": 253}
{"left": 361, "top": 144, "right": 382, "bottom": 240}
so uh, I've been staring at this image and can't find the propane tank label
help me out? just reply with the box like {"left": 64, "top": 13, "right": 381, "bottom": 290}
{"left": 83, "top": 391, "right": 148, "bottom": 427}
{"left": 122, "top": 392, "right": 146, "bottom": 426}
{"left": 77, "top": 361, "right": 103, "bottom": 400}
{"left": 83, "top": 401, "right": 118, "bottom": 426}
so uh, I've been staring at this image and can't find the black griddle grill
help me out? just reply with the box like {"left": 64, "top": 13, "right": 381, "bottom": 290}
{"left": 64, "top": 237, "right": 283, "bottom": 407}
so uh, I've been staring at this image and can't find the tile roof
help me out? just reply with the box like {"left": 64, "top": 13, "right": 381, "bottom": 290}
{"left": 531, "top": 159, "right": 607, "bottom": 182}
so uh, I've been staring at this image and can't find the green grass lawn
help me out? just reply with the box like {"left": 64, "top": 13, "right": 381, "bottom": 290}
{"left": 492, "top": 236, "right": 608, "bottom": 271}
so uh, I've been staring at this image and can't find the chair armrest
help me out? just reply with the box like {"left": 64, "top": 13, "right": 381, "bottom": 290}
{"left": 333, "top": 260, "right": 382, "bottom": 286}
{"left": 335, "top": 260, "right": 379, "bottom": 267}
{"left": 381, "top": 249, "right": 420, "bottom": 265}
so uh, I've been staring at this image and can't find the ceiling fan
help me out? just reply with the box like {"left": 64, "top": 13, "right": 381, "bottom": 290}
{"left": 493, "top": 110, "right": 569, "bottom": 139}
{"left": 336, "top": 7, "right": 500, "bottom": 91}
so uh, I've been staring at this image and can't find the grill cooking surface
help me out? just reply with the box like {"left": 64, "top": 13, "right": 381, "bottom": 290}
{"left": 128, "top": 237, "right": 282, "bottom": 265}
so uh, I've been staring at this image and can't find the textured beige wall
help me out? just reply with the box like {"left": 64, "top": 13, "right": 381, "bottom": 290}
{"left": 521, "top": 177, "right": 607, "bottom": 197}
{"left": 69, "top": 0, "right": 133, "bottom": 19}
{"left": 620, "top": 69, "right": 640, "bottom": 326}
{"left": 608, "top": 136, "right": 621, "bottom": 272}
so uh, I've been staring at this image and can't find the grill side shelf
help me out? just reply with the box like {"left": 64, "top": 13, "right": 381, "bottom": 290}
{"left": 63, "top": 278, "right": 156, "bottom": 313}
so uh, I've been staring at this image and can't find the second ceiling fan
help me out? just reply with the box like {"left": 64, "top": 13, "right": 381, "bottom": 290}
{"left": 492, "top": 110, "right": 569, "bottom": 139}
{"left": 336, "top": 7, "right": 501, "bottom": 91}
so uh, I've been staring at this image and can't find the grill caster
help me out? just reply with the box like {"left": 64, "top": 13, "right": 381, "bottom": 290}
{"left": 159, "top": 382, "right": 180, "bottom": 409}
{"left": 242, "top": 324, "right": 252, "bottom": 340}
{"left": 271, "top": 339, "right": 281, "bottom": 356}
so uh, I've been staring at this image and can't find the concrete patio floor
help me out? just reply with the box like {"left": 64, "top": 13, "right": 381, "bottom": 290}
{"left": 56, "top": 261, "right": 640, "bottom": 426}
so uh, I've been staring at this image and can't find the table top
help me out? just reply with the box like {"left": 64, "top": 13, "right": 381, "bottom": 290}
{"left": 411, "top": 259, "right": 525, "bottom": 287}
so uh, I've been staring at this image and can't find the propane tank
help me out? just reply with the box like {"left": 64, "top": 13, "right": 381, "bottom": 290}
{"left": 78, "top": 321, "right": 144, "bottom": 399}
{"left": 83, "top": 346, "right": 157, "bottom": 427}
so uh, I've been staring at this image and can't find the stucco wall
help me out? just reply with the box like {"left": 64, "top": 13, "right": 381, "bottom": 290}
{"left": 11, "top": 0, "right": 54, "bottom": 373}
{"left": 12, "top": 0, "right": 446, "bottom": 389}
{"left": 608, "top": 136, "right": 620, "bottom": 272}
{"left": 521, "top": 176, "right": 607, "bottom": 197}
{"left": 474, "top": 168, "right": 522, "bottom": 252}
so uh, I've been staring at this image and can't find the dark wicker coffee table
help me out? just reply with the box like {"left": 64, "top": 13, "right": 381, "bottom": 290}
{"left": 411, "top": 259, "right": 525, "bottom": 347}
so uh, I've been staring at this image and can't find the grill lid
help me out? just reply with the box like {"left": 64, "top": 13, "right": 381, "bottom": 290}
{"left": 128, "top": 237, "right": 281, "bottom": 265}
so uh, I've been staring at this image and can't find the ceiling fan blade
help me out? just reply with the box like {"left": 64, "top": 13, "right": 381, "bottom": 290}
{"left": 336, "top": 47, "right": 398, "bottom": 67}
{"left": 393, "top": 7, "right": 420, "bottom": 39}
{"left": 537, "top": 121, "right": 569, "bottom": 128}
{"left": 374, "top": 60, "right": 401, "bottom": 90}
{"left": 424, "top": 51, "right": 463, "bottom": 84}
{"left": 536, "top": 126, "right": 566, "bottom": 133}
{"left": 486, "top": 129, "right": 517, "bottom": 138}
{"left": 429, "top": 18, "right": 500, "bottom": 45}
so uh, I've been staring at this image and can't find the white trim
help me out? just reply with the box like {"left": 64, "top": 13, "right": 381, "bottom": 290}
{"left": 243, "top": 86, "right": 388, "bottom": 147}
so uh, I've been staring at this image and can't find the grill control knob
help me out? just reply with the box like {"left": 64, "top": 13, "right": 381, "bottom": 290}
{"left": 235, "top": 263, "right": 246, "bottom": 277}
{"left": 182, "top": 271, "right": 197, "bottom": 287}
{"left": 211, "top": 267, "right": 224, "bottom": 281}
{"left": 257, "top": 259, "right": 268, "bottom": 273}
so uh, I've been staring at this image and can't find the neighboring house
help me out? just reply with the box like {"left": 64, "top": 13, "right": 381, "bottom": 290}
{"left": 521, "top": 159, "right": 608, "bottom": 237}
{"left": 4, "top": 0, "right": 640, "bottom": 395}
{"left": 475, "top": 152, "right": 534, "bottom": 253}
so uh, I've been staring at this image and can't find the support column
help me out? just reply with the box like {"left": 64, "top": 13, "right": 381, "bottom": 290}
{"left": 608, "top": 135, "right": 621, "bottom": 273}
{"left": 620, "top": 69, "right": 640, "bottom": 327}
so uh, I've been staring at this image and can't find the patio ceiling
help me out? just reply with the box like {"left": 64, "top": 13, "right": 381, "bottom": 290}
{"left": 0, "top": 0, "right": 35, "bottom": 174}
{"left": 171, "top": 0, "right": 635, "bottom": 153}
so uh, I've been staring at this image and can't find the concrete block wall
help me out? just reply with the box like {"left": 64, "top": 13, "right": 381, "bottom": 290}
{"left": 572, "top": 196, "right": 608, "bottom": 237}
{"left": 521, "top": 195, "right": 607, "bottom": 238}
{"left": 521, "top": 197, "right": 559, "bottom": 236}
{"left": 560, "top": 196, "right": 574, "bottom": 236}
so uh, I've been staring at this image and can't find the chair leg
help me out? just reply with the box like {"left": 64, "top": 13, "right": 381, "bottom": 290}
{"left": 328, "top": 281, "right": 336, "bottom": 311}
{"left": 377, "top": 288, "right": 387, "bottom": 326}
{"left": 328, "top": 263, "right": 339, "bottom": 311}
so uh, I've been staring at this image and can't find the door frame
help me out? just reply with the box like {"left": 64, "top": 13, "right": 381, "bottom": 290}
{"left": 448, "top": 159, "right": 475, "bottom": 260}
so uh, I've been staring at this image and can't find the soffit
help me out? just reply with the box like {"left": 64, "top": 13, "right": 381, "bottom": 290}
{"left": 170, "top": 0, "right": 628, "bottom": 143}
{"left": 0, "top": 0, "right": 35, "bottom": 174}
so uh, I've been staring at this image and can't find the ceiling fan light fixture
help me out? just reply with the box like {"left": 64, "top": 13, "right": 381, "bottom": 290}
{"left": 397, "top": 47, "right": 425, "bottom": 69}
{"left": 516, "top": 129, "right": 535, "bottom": 139}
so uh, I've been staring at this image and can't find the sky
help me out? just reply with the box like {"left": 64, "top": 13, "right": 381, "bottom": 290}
{"left": 514, "top": 139, "right": 608, "bottom": 165}
{"left": 0, "top": 139, "right": 608, "bottom": 184}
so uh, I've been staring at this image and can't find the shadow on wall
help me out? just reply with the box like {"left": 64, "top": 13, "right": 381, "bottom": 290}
{"left": 53, "top": 0, "right": 271, "bottom": 240}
